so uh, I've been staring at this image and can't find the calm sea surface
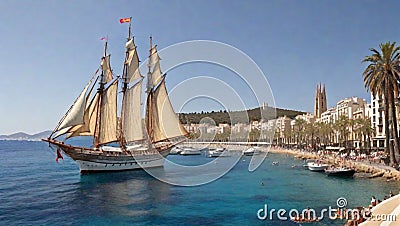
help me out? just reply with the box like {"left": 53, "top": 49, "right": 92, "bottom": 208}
{"left": 1, "top": 140, "right": 399, "bottom": 225}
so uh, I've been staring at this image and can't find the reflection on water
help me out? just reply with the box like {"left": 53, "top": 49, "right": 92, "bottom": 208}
{"left": 77, "top": 171, "right": 172, "bottom": 218}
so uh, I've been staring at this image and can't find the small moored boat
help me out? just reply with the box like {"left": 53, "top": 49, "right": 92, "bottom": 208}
{"left": 170, "top": 146, "right": 182, "bottom": 155}
{"left": 180, "top": 147, "right": 201, "bottom": 155}
{"left": 307, "top": 162, "right": 329, "bottom": 172}
{"left": 243, "top": 147, "right": 260, "bottom": 156}
{"left": 207, "top": 148, "right": 227, "bottom": 157}
{"left": 325, "top": 167, "right": 355, "bottom": 177}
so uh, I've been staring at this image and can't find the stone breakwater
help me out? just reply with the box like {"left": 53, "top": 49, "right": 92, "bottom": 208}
{"left": 269, "top": 148, "right": 400, "bottom": 181}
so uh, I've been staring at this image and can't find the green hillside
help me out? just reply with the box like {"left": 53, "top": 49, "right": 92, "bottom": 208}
{"left": 178, "top": 107, "right": 306, "bottom": 125}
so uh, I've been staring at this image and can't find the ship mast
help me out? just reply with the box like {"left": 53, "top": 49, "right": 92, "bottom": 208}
{"left": 119, "top": 18, "right": 132, "bottom": 147}
{"left": 93, "top": 40, "right": 108, "bottom": 148}
{"left": 145, "top": 36, "right": 153, "bottom": 142}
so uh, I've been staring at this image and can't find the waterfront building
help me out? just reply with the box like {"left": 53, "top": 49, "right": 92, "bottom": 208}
{"left": 218, "top": 123, "right": 230, "bottom": 134}
{"left": 274, "top": 116, "right": 292, "bottom": 144}
{"left": 317, "top": 96, "right": 370, "bottom": 147}
{"left": 319, "top": 107, "right": 337, "bottom": 124}
{"left": 336, "top": 97, "right": 368, "bottom": 119}
{"left": 295, "top": 113, "right": 315, "bottom": 123}
{"left": 370, "top": 94, "right": 386, "bottom": 150}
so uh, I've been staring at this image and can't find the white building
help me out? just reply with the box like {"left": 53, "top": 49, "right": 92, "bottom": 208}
{"left": 319, "top": 107, "right": 337, "bottom": 124}
{"left": 370, "top": 94, "right": 386, "bottom": 149}
{"left": 295, "top": 113, "right": 315, "bottom": 123}
{"left": 275, "top": 116, "right": 292, "bottom": 140}
{"left": 336, "top": 97, "right": 368, "bottom": 119}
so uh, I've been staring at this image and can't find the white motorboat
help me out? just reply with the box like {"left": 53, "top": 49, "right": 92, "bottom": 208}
{"left": 243, "top": 147, "right": 260, "bottom": 156}
{"left": 303, "top": 159, "right": 315, "bottom": 168}
{"left": 307, "top": 162, "right": 329, "bottom": 172}
{"left": 170, "top": 146, "right": 182, "bottom": 155}
{"left": 180, "top": 147, "right": 201, "bottom": 155}
{"left": 207, "top": 148, "right": 228, "bottom": 157}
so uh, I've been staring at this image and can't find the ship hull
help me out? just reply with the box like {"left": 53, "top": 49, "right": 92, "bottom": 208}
{"left": 77, "top": 158, "right": 165, "bottom": 173}
{"left": 44, "top": 139, "right": 172, "bottom": 173}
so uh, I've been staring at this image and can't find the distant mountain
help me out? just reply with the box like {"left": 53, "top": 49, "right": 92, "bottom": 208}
{"left": 0, "top": 130, "right": 52, "bottom": 141}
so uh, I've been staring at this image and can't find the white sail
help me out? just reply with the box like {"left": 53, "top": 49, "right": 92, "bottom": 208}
{"left": 151, "top": 61, "right": 163, "bottom": 87}
{"left": 66, "top": 93, "right": 100, "bottom": 138}
{"left": 149, "top": 46, "right": 162, "bottom": 87}
{"left": 125, "top": 39, "right": 142, "bottom": 83}
{"left": 147, "top": 79, "right": 188, "bottom": 143}
{"left": 98, "top": 80, "right": 118, "bottom": 144}
{"left": 53, "top": 126, "right": 73, "bottom": 139}
{"left": 122, "top": 80, "right": 144, "bottom": 142}
{"left": 149, "top": 46, "right": 158, "bottom": 65}
{"left": 55, "top": 77, "right": 94, "bottom": 133}
{"left": 101, "top": 55, "right": 113, "bottom": 83}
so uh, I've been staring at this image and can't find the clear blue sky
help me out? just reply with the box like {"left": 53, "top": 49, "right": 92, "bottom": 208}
{"left": 1, "top": 0, "right": 400, "bottom": 134}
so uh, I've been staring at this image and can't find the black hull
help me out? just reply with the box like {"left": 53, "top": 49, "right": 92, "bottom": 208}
{"left": 325, "top": 169, "right": 355, "bottom": 177}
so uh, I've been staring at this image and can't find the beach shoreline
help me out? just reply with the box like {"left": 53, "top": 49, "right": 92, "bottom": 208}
{"left": 267, "top": 147, "right": 400, "bottom": 181}
{"left": 183, "top": 142, "right": 400, "bottom": 181}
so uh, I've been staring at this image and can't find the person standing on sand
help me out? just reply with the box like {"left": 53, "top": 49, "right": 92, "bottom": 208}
{"left": 371, "top": 196, "right": 376, "bottom": 206}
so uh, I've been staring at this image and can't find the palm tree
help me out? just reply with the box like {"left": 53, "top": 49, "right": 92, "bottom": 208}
{"left": 363, "top": 42, "right": 400, "bottom": 166}
{"left": 318, "top": 122, "right": 332, "bottom": 146}
{"left": 305, "top": 122, "right": 318, "bottom": 151}
{"left": 353, "top": 118, "right": 374, "bottom": 151}
{"left": 334, "top": 115, "right": 350, "bottom": 147}
{"left": 360, "top": 117, "right": 375, "bottom": 152}
{"left": 283, "top": 128, "right": 292, "bottom": 146}
{"left": 293, "top": 118, "right": 306, "bottom": 148}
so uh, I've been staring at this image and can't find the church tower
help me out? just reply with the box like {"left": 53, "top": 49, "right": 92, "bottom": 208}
{"left": 321, "top": 84, "right": 327, "bottom": 114}
{"left": 314, "top": 83, "right": 327, "bottom": 118}
{"left": 314, "top": 84, "right": 320, "bottom": 118}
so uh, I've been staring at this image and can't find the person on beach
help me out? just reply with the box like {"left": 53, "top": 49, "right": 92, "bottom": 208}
{"left": 365, "top": 207, "right": 371, "bottom": 217}
{"left": 370, "top": 196, "right": 376, "bottom": 206}
{"left": 389, "top": 191, "right": 393, "bottom": 197}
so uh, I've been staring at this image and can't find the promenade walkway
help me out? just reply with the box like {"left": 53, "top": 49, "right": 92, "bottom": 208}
{"left": 360, "top": 194, "right": 400, "bottom": 225}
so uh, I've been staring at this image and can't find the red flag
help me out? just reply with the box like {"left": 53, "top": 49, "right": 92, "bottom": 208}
{"left": 100, "top": 37, "right": 107, "bottom": 41}
{"left": 120, "top": 17, "right": 131, "bottom": 24}
{"left": 56, "top": 148, "right": 64, "bottom": 163}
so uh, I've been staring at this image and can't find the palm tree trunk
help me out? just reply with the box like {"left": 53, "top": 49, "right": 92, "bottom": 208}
{"left": 384, "top": 81, "right": 396, "bottom": 166}
{"left": 389, "top": 87, "right": 400, "bottom": 159}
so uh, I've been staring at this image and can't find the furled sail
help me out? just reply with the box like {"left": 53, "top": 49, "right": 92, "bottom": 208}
{"left": 125, "top": 39, "right": 142, "bottom": 83}
{"left": 122, "top": 80, "right": 144, "bottom": 142}
{"left": 146, "top": 78, "right": 188, "bottom": 143}
{"left": 101, "top": 55, "right": 113, "bottom": 83}
{"left": 53, "top": 75, "right": 96, "bottom": 136}
{"left": 98, "top": 80, "right": 118, "bottom": 144}
{"left": 149, "top": 46, "right": 162, "bottom": 87}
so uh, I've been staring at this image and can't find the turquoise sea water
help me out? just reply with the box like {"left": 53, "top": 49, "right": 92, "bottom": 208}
{"left": 1, "top": 140, "right": 399, "bottom": 225}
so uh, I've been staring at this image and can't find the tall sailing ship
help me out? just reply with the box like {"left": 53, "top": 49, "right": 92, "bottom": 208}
{"left": 43, "top": 20, "right": 189, "bottom": 173}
